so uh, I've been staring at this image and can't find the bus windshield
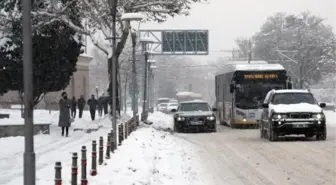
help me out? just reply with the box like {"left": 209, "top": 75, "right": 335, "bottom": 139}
{"left": 235, "top": 82, "right": 284, "bottom": 109}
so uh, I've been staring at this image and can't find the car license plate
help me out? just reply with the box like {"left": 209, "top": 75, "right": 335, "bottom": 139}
{"left": 293, "top": 124, "right": 308, "bottom": 128}
{"left": 190, "top": 121, "right": 203, "bottom": 125}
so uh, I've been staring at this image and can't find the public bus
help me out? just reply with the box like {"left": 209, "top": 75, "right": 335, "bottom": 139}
{"left": 215, "top": 61, "right": 292, "bottom": 128}
{"left": 176, "top": 91, "right": 202, "bottom": 103}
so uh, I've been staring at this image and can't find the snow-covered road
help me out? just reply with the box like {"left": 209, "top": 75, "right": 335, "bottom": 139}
{"left": 0, "top": 110, "right": 335, "bottom": 185}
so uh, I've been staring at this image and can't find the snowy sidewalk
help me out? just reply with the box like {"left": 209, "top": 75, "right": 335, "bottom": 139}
{"left": 0, "top": 109, "right": 117, "bottom": 185}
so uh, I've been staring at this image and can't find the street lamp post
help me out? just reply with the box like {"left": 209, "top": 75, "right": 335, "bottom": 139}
{"left": 23, "top": 0, "right": 35, "bottom": 185}
{"left": 121, "top": 13, "right": 143, "bottom": 125}
{"left": 147, "top": 59, "right": 156, "bottom": 111}
{"left": 139, "top": 37, "right": 156, "bottom": 121}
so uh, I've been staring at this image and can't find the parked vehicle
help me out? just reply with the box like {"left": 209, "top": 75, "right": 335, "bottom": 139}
{"left": 260, "top": 89, "right": 327, "bottom": 141}
{"left": 156, "top": 98, "right": 171, "bottom": 110}
{"left": 158, "top": 103, "right": 168, "bottom": 112}
{"left": 166, "top": 103, "right": 178, "bottom": 113}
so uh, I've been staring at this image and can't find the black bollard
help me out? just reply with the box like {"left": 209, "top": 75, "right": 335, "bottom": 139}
{"left": 125, "top": 122, "right": 128, "bottom": 139}
{"left": 91, "top": 140, "right": 97, "bottom": 176}
{"left": 71, "top": 153, "right": 78, "bottom": 185}
{"left": 110, "top": 130, "right": 115, "bottom": 153}
{"left": 81, "top": 146, "right": 88, "bottom": 185}
{"left": 55, "top": 161, "right": 62, "bottom": 185}
{"left": 99, "top": 137, "right": 104, "bottom": 165}
{"left": 105, "top": 133, "right": 111, "bottom": 159}
{"left": 118, "top": 124, "right": 122, "bottom": 146}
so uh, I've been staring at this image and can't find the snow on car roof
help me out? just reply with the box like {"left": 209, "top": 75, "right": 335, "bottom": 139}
{"left": 180, "top": 100, "right": 208, "bottom": 104}
{"left": 274, "top": 89, "right": 310, "bottom": 93}
{"left": 216, "top": 61, "right": 285, "bottom": 75}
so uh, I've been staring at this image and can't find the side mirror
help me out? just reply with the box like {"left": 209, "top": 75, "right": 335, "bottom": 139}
{"left": 262, "top": 103, "right": 269, "bottom": 108}
{"left": 212, "top": 108, "right": 218, "bottom": 111}
{"left": 171, "top": 109, "right": 177, "bottom": 112}
{"left": 288, "top": 82, "right": 292, "bottom": 89}
{"left": 230, "top": 84, "right": 235, "bottom": 93}
{"left": 319, "top": 103, "right": 326, "bottom": 108}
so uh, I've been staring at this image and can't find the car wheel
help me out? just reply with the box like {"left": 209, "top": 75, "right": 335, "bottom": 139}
{"left": 316, "top": 126, "right": 327, "bottom": 141}
{"left": 268, "top": 122, "right": 278, "bottom": 141}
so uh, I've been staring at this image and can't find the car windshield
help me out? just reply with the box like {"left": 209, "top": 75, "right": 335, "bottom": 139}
{"left": 179, "top": 103, "right": 210, "bottom": 111}
{"left": 169, "top": 104, "right": 178, "bottom": 106}
{"left": 271, "top": 93, "right": 317, "bottom": 105}
{"left": 235, "top": 82, "right": 285, "bottom": 109}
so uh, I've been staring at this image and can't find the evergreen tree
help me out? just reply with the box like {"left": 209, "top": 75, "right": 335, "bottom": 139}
{"left": 0, "top": 0, "right": 83, "bottom": 105}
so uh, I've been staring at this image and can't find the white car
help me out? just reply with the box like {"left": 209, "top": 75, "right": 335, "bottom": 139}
{"left": 158, "top": 103, "right": 168, "bottom": 112}
{"left": 166, "top": 103, "right": 178, "bottom": 112}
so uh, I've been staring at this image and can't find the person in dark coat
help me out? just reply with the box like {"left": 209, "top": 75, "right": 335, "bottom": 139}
{"left": 58, "top": 92, "right": 71, "bottom": 137}
{"left": 97, "top": 96, "right": 104, "bottom": 117}
{"left": 77, "top": 95, "right": 86, "bottom": 118}
{"left": 71, "top": 96, "right": 77, "bottom": 118}
{"left": 87, "top": 94, "right": 98, "bottom": 120}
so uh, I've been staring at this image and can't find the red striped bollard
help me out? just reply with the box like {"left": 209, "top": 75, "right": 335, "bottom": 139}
{"left": 99, "top": 137, "right": 104, "bottom": 165}
{"left": 71, "top": 153, "right": 78, "bottom": 185}
{"left": 91, "top": 140, "right": 97, "bottom": 176}
{"left": 105, "top": 133, "right": 111, "bottom": 159}
{"left": 81, "top": 146, "right": 88, "bottom": 185}
{"left": 55, "top": 161, "right": 62, "bottom": 185}
{"left": 110, "top": 130, "right": 115, "bottom": 153}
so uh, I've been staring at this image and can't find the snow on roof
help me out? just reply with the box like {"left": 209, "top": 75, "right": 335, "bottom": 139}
{"left": 274, "top": 89, "right": 310, "bottom": 94}
{"left": 157, "top": 97, "right": 170, "bottom": 100}
{"left": 121, "top": 13, "right": 144, "bottom": 21}
{"left": 176, "top": 91, "right": 193, "bottom": 96}
{"left": 180, "top": 99, "right": 208, "bottom": 104}
{"left": 216, "top": 61, "right": 285, "bottom": 75}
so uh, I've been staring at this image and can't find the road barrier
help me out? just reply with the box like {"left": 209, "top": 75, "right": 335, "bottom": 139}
{"left": 54, "top": 115, "right": 139, "bottom": 184}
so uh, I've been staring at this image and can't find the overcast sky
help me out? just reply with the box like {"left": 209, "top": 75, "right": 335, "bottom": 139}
{"left": 87, "top": 0, "right": 335, "bottom": 61}
{"left": 140, "top": 0, "right": 336, "bottom": 61}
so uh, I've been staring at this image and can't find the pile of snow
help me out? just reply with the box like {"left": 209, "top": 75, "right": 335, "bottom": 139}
{"left": 89, "top": 127, "right": 210, "bottom": 185}
{"left": 147, "top": 111, "right": 174, "bottom": 131}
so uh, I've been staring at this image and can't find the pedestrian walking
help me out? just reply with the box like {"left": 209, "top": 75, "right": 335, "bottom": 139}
{"left": 77, "top": 95, "right": 86, "bottom": 119}
{"left": 103, "top": 96, "right": 109, "bottom": 115}
{"left": 71, "top": 96, "right": 77, "bottom": 118}
{"left": 58, "top": 92, "right": 71, "bottom": 137}
{"left": 97, "top": 96, "right": 104, "bottom": 117}
{"left": 87, "top": 94, "right": 98, "bottom": 121}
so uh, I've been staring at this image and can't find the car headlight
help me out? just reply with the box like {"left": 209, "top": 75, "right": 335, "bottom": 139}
{"left": 272, "top": 114, "right": 287, "bottom": 119}
{"left": 206, "top": 116, "right": 215, "bottom": 121}
{"left": 177, "top": 117, "right": 185, "bottom": 121}
{"left": 312, "top": 113, "right": 324, "bottom": 120}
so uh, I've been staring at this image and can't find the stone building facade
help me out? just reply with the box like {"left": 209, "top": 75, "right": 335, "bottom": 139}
{"left": 0, "top": 54, "right": 92, "bottom": 109}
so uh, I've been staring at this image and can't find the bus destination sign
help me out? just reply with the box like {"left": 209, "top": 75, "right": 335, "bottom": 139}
{"left": 244, "top": 74, "right": 278, "bottom": 79}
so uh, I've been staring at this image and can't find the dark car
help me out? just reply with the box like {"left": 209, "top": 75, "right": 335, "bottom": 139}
{"left": 260, "top": 89, "right": 327, "bottom": 141}
{"left": 171, "top": 100, "right": 217, "bottom": 133}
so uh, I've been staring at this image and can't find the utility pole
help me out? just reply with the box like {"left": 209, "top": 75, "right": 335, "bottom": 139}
{"left": 248, "top": 39, "right": 252, "bottom": 63}
{"left": 131, "top": 32, "right": 138, "bottom": 122}
{"left": 110, "top": 0, "right": 118, "bottom": 149}
{"left": 23, "top": 0, "right": 36, "bottom": 185}
{"left": 141, "top": 42, "right": 149, "bottom": 121}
